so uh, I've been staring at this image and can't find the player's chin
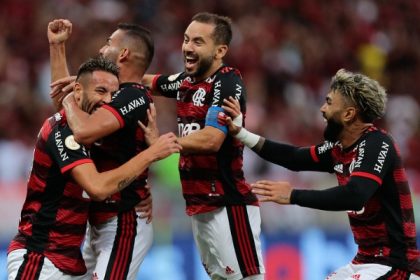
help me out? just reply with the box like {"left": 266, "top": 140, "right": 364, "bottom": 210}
{"left": 89, "top": 105, "right": 101, "bottom": 114}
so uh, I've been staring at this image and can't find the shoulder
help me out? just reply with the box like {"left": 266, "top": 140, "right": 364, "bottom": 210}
{"left": 215, "top": 66, "right": 243, "bottom": 80}
{"left": 112, "top": 83, "right": 153, "bottom": 102}
{"left": 363, "top": 127, "right": 395, "bottom": 146}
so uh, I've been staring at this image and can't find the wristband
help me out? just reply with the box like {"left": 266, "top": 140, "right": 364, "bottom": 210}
{"left": 235, "top": 128, "right": 260, "bottom": 148}
{"left": 232, "top": 113, "right": 243, "bottom": 127}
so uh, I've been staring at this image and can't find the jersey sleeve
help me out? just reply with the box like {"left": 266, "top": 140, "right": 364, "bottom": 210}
{"left": 350, "top": 132, "right": 395, "bottom": 185}
{"left": 47, "top": 124, "right": 92, "bottom": 174}
{"left": 210, "top": 67, "right": 246, "bottom": 108}
{"left": 308, "top": 141, "right": 335, "bottom": 172}
{"left": 258, "top": 140, "right": 334, "bottom": 172}
{"left": 102, "top": 86, "right": 151, "bottom": 128}
{"left": 153, "top": 72, "right": 186, "bottom": 98}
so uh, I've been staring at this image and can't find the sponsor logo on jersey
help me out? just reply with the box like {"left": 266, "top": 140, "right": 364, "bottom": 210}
{"left": 64, "top": 135, "right": 81, "bottom": 150}
{"left": 317, "top": 141, "right": 334, "bottom": 155}
{"left": 354, "top": 140, "right": 366, "bottom": 169}
{"left": 333, "top": 163, "right": 343, "bottom": 173}
{"left": 235, "top": 83, "right": 242, "bottom": 100}
{"left": 373, "top": 141, "right": 389, "bottom": 173}
{"left": 55, "top": 131, "right": 69, "bottom": 161}
{"left": 192, "top": 88, "right": 206, "bottom": 106}
{"left": 212, "top": 80, "right": 222, "bottom": 105}
{"left": 161, "top": 80, "right": 183, "bottom": 92}
{"left": 119, "top": 97, "right": 146, "bottom": 115}
{"left": 179, "top": 122, "right": 200, "bottom": 137}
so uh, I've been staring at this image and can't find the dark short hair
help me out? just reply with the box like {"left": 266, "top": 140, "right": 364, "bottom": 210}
{"left": 192, "top": 12, "right": 232, "bottom": 45}
{"left": 76, "top": 57, "right": 119, "bottom": 81}
{"left": 117, "top": 23, "right": 154, "bottom": 70}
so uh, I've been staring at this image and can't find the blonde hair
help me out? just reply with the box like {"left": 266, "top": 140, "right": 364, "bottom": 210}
{"left": 330, "top": 69, "right": 387, "bottom": 122}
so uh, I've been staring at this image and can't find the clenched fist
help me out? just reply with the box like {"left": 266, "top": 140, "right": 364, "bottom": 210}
{"left": 48, "top": 19, "right": 72, "bottom": 44}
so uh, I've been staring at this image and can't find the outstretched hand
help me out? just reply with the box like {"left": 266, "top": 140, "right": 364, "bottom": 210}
{"left": 251, "top": 180, "right": 293, "bottom": 204}
{"left": 138, "top": 103, "right": 159, "bottom": 146}
{"left": 221, "top": 96, "right": 243, "bottom": 136}
{"left": 48, "top": 19, "right": 72, "bottom": 44}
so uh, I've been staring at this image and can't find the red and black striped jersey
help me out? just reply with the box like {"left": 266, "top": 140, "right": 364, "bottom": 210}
{"left": 309, "top": 127, "right": 420, "bottom": 273}
{"left": 8, "top": 111, "right": 92, "bottom": 275}
{"left": 88, "top": 82, "right": 152, "bottom": 225}
{"left": 153, "top": 66, "right": 258, "bottom": 216}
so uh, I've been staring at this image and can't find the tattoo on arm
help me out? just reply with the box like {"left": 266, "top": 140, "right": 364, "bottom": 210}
{"left": 117, "top": 176, "right": 137, "bottom": 191}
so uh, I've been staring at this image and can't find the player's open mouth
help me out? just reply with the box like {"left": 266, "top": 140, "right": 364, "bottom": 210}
{"left": 185, "top": 56, "right": 198, "bottom": 69}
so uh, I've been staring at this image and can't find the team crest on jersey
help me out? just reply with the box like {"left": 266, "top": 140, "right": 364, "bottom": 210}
{"left": 192, "top": 88, "right": 206, "bottom": 106}
{"left": 65, "top": 135, "right": 81, "bottom": 150}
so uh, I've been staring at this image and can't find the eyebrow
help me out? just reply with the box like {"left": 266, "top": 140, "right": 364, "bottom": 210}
{"left": 184, "top": 33, "right": 205, "bottom": 42}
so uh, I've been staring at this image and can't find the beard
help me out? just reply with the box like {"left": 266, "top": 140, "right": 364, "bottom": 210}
{"left": 81, "top": 92, "right": 97, "bottom": 114}
{"left": 323, "top": 118, "right": 344, "bottom": 142}
{"left": 187, "top": 55, "right": 213, "bottom": 78}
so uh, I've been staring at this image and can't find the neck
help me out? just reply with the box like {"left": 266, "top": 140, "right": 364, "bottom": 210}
{"left": 194, "top": 61, "right": 223, "bottom": 82}
{"left": 118, "top": 64, "right": 144, "bottom": 84}
{"left": 339, "top": 122, "right": 373, "bottom": 148}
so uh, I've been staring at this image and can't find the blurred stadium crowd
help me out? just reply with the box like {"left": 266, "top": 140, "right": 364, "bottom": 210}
{"left": 0, "top": 0, "right": 419, "bottom": 239}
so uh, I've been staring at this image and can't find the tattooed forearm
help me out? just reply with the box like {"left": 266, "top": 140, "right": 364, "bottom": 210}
{"left": 117, "top": 176, "right": 137, "bottom": 191}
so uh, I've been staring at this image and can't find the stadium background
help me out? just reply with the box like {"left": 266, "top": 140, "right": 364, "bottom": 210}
{"left": 0, "top": 0, "right": 419, "bottom": 279}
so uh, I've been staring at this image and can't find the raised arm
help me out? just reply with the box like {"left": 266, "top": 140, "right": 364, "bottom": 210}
{"left": 48, "top": 19, "right": 72, "bottom": 110}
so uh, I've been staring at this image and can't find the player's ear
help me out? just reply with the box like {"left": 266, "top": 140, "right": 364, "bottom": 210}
{"left": 119, "top": 48, "right": 129, "bottom": 62}
{"left": 215, "top": 45, "right": 228, "bottom": 60}
{"left": 73, "top": 82, "right": 82, "bottom": 101}
{"left": 343, "top": 106, "right": 357, "bottom": 123}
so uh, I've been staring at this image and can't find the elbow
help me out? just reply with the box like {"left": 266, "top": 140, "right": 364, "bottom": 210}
{"left": 83, "top": 183, "right": 110, "bottom": 201}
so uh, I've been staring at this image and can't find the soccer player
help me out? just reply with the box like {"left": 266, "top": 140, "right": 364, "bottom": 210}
{"left": 142, "top": 12, "right": 265, "bottom": 280}
{"left": 48, "top": 19, "right": 158, "bottom": 279}
{"left": 7, "top": 57, "right": 181, "bottom": 280}
{"left": 222, "top": 69, "right": 420, "bottom": 279}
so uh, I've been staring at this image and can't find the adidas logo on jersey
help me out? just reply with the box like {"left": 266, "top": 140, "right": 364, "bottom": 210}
{"left": 333, "top": 163, "right": 343, "bottom": 173}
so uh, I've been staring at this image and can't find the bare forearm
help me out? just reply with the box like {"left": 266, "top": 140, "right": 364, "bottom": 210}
{"left": 178, "top": 128, "right": 224, "bottom": 154}
{"left": 88, "top": 150, "right": 156, "bottom": 200}
{"left": 50, "top": 43, "right": 70, "bottom": 110}
{"left": 50, "top": 43, "right": 70, "bottom": 82}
